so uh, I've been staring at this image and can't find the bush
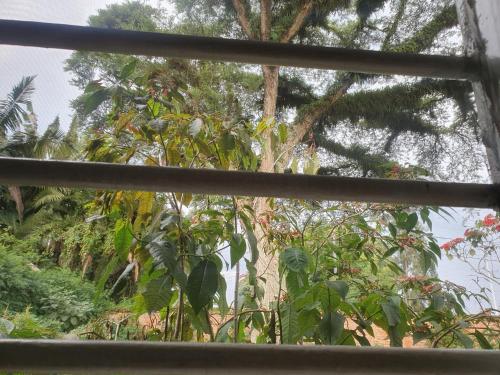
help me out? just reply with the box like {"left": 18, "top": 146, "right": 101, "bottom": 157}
{"left": 1, "top": 310, "right": 59, "bottom": 339}
{"left": 0, "top": 246, "right": 110, "bottom": 332}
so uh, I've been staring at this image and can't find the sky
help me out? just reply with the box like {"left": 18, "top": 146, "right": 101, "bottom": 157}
{"left": 0, "top": 0, "right": 498, "bottom": 311}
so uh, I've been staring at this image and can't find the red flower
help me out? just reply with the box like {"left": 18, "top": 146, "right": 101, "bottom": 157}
{"left": 440, "top": 242, "right": 451, "bottom": 251}
{"left": 496, "top": 224, "right": 500, "bottom": 232}
{"left": 482, "top": 214, "right": 497, "bottom": 227}
{"left": 440, "top": 237, "right": 464, "bottom": 251}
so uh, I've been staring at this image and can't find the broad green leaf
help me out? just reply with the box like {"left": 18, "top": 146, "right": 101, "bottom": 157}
{"left": 281, "top": 302, "right": 299, "bottom": 344}
{"left": 286, "top": 271, "right": 307, "bottom": 298}
{"left": 147, "top": 239, "right": 187, "bottom": 289}
{"left": 428, "top": 241, "right": 441, "bottom": 259}
{"left": 281, "top": 247, "right": 308, "bottom": 272}
{"left": 83, "top": 88, "right": 109, "bottom": 115}
{"left": 381, "top": 297, "right": 400, "bottom": 327}
{"left": 413, "top": 330, "right": 431, "bottom": 344}
{"left": 216, "top": 274, "right": 229, "bottom": 317}
{"left": 403, "top": 213, "right": 418, "bottom": 231}
{"left": 142, "top": 277, "right": 173, "bottom": 312}
{"left": 114, "top": 219, "right": 133, "bottom": 259}
{"left": 215, "top": 322, "right": 231, "bottom": 343}
{"left": 430, "top": 294, "right": 445, "bottom": 311}
{"left": 473, "top": 330, "right": 492, "bottom": 349}
{"left": 454, "top": 330, "right": 473, "bottom": 348}
{"left": 186, "top": 260, "right": 219, "bottom": 314}
{"left": 327, "top": 280, "right": 349, "bottom": 300}
{"left": 120, "top": 59, "right": 138, "bottom": 79}
{"left": 230, "top": 233, "right": 246, "bottom": 268}
{"left": 319, "top": 311, "right": 344, "bottom": 345}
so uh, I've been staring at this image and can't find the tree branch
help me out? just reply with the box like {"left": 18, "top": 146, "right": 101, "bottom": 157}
{"left": 280, "top": 1, "right": 314, "bottom": 43}
{"left": 232, "top": 0, "right": 255, "bottom": 39}
{"left": 276, "top": 77, "right": 353, "bottom": 171}
{"left": 260, "top": 0, "right": 272, "bottom": 40}
{"left": 381, "top": 0, "right": 407, "bottom": 50}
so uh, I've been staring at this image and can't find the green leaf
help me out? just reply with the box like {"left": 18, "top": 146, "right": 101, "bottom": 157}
{"left": 142, "top": 277, "right": 173, "bottom": 312}
{"left": 230, "top": 233, "right": 246, "bottom": 268}
{"left": 186, "top": 260, "right": 219, "bottom": 314}
{"left": 120, "top": 59, "right": 138, "bottom": 79}
{"left": 215, "top": 321, "right": 231, "bottom": 343}
{"left": 240, "top": 213, "right": 258, "bottom": 263}
{"left": 110, "top": 261, "right": 136, "bottom": 294}
{"left": 327, "top": 280, "right": 349, "bottom": 300}
{"left": 428, "top": 241, "right": 441, "bottom": 259}
{"left": 220, "top": 132, "right": 235, "bottom": 152}
{"left": 114, "top": 219, "right": 133, "bottom": 259}
{"left": 278, "top": 123, "right": 288, "bottom": 143}
{"left": 281, "top": 247, "right": 308, "bottom": 272}
{"left": 354, "top": 334, "right": 371, "bottom": 346}
{"left": 388, "top": 223, "right": 397, "bottom": 237}
{"left": 403, "top": 213, "right": 418, "bottom": 231}
{"left": 381, "top": 297, "right": 400, "bottom": 327}
{"left": 147, "top": 239, "right": 187, "bottom": 289}
{"left": 319, "top": 311, "right": 344, "bottom": 345}
{"left": 430, "top": 294, "right": 445, "bottom": 311}
{"left": 281, "top": 302, "right": 299, "bottom": 344}
{"left": 286, "top": 271, "right": 307, "bottom": 299}
{"left": 83, "top": 88, "right": 109, "bottom": 115}
{"left": 383, "top": 246, "right": 400, "bottom": 259}
{"left": 473, "top": 330, "right": 492, "bottom": 349}
{"left": 0, "top": 318, "right": 15, "bottom": 336}
{"left": 454, "top": 330, "right": 473, "bottom": 348}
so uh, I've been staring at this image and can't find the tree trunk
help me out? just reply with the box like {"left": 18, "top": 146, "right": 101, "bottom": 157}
{"left": 253, "top": 65, "right": 280, "bottom": 308}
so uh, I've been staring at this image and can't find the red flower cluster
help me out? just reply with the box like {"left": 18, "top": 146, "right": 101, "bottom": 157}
{"left": 440, "top": 237, "right": 464, "bottom": 251}
{"left": 482, "top": 214, "right": 498, "bottom": 227}
{"left": 398, "top": 275, "right": 427, "bottom": 283}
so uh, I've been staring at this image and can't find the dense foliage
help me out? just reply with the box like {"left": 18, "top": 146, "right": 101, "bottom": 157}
{"left": 0, "top": 0, "right": 498, "bottom": 349}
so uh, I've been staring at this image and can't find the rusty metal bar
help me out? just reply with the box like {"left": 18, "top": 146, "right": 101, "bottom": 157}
{"left": 1, "top": 340, "right": 499, "bottom": 374}
{"left": 0, "top": 157, "right": 498, "bottom": 208}
{"left": 0, "top": 19, "right": 480, "bottom": 80}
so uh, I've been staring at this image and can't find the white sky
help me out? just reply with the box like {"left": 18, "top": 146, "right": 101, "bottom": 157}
{"left": 0, "top": 0, "right": 498, "bottom": 311}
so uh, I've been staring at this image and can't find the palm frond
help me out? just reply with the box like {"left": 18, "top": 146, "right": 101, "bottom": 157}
{"left": 0, "top": 76, "right": 36, "bottom": 136}
{"left": 33, "top": 187, "right": 68, "bottom": 209}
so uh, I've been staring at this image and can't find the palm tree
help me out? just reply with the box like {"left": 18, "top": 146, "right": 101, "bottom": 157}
{"left": 0, "top": 77, "right": 78, "bottom": 225}
{"left": 0, "top": 76, "right": 35, "bottom": 139}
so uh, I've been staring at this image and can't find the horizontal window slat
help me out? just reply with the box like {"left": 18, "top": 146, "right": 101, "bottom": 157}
{"left": 0, "top": 157, "right": 497, "bottom": 208}
{"left": 0, "top": 19, "right": 480, "bottom": 80}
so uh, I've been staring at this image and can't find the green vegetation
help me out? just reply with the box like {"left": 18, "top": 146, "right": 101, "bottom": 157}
{"left": 0, "top": 0, "right": 498, "bottom": 350}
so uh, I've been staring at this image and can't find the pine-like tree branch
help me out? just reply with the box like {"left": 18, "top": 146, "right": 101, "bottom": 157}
{"left": 280, "top": 0, "right": 314, "bottom": 43}
{"left": 381, "top": 0, "right": 407, "bottom": 50}
{"left": 231, "top": 0, "right": 255, "bottom": 39}
{"left": 276, "top": 77, "right": 353, "bottom": 171}
{"left": 387, "top": 4, "right": 457, "bottom": 53}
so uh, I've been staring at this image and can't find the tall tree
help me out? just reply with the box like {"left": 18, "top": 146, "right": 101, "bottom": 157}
{"left": 66, "top": 0, "right": 481, "bottom": 308}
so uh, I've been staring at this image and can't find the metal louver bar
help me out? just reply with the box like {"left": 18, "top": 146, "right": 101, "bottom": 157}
{"left": 0, "top": 158, "right": 498, "bottom": 208}
{"left": 1, "top": 340, "right": 499, "bottom": 375}
{"left": 0, "top": 19, "right": 480, "bottom": 80}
